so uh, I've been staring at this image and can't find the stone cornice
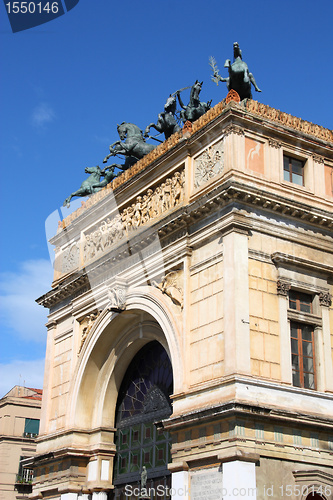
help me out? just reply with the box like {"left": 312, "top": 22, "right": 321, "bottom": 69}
{"left": 272, "top": 252, "right": 333, "bottom": 277}
{"left": 56, "top": 100, "right": 333, "bottom": 233}
{"left": 38, "top": 178, "right": 333, "bottom": 309}
{"left": 162, "top": 400, "right": 333, "bottom": 432}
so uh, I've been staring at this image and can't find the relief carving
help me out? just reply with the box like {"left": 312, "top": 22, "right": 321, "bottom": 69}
{"left": 78, "top": 311, "right": 101, "bottom": 354}
{"left": 312, "top": 154, "right": 324, "bottom": 164}
{"left": 277, "top": 279, "right": 291, "bottom": 296}
{"left": 224, "top": 125, "right": 244, "bottom": 137}
{"left": 319, "top": 292, "right": 332, "bottom": 307}
{"left": 62, "top": 243, "right": 79, "bottom": 273}
{"left": 194, "top": 139, "right": 224, "bottom": 188}
{"left": 268, "top": 138, "right": 282, "bottom": 149}
{"left": 82, "top": 170, "right": 185, "bottom": 264}
{"left": 107, "top": 283, "right": 127, "bottom": 312}
{"left": 247, "top": 100, "right": 333, "bottom": 142}
{"left": 152, "top": 270, "right": 184, "bottom": 309}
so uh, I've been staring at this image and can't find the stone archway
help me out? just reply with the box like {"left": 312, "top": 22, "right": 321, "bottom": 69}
{"left": 64, "top": 287, "right": 182, "bottom": 496}
{"left": 68, "top": 286, "right": 182, "bottom": 432}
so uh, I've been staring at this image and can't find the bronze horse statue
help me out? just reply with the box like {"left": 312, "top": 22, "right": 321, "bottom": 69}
{"left": 103, "top": 122, "right": 156, "bottom": 167}
{"left": 144, "top": 94, "right": 181, "bottom": 140}
{"left": 63, "top": 166, "right": 103, "bottom": 207}
{"left": 177, "top": 81, "right": 212, "bottom": 123}
{"left": 211, "top": 42, "right": 261, "bottom": 100}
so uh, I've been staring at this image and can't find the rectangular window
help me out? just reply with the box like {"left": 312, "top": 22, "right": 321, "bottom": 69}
{"left": 17, "top": 457, "right": 34, "bottom": 483}
{"left": 283, "top": 155, "right": 304, "bottom": 185}
{"left": 289, "top": 291, "right": 313, "bottom": 313}
{"left": 23, "top": 418, "right": 40, "bottom": 437}
{"left": 290, "top": 322, "right": 315, "bottom": 389}
{"left": 288, "top": 290, "right": 316, "bottom": 390}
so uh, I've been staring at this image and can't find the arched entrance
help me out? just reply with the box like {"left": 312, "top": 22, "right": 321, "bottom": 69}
{"left": 306, "top": 493, "right": 327, "bottom": 500}
{"left": 112, "top": 341, "right": 173, "bottom": 499}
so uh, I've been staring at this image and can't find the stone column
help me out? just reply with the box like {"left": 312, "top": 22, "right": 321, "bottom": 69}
{"left": 223, "top": 228, "right": 251, "bottom": 375}
{"left": 277, "top": 280, "right": 292, "bottom": 385}
{"left": 39, "top": 320, "right": 57, "bottom": 435}
{"left": 171, "top": 470, "right": 189, "bottom": 500}
{"left": 320, "top": 293, "right": 333, "bottom": 392}
{"left": 223, "top": 461, "right": 257, "bottom": 499}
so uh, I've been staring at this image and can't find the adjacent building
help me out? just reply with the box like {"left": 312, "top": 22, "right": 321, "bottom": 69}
{"left": 0, "top": 386, "right": 42, "bottom": 500}
{"left": 32, "top": 97, "right": 333, "bottom": 500}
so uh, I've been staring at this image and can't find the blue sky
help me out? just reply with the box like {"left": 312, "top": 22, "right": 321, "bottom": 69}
{"left": 0, "top": 0, "right": 332, "bottom": 397}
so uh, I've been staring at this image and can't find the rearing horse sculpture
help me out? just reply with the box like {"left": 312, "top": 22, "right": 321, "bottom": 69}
{"left": 103, "top": 122, "right": 156, "bottom": 167}
{"left": 211, "top": 42, "right": 261, "bottom": 100}
{"left": 63, "top": 166, "right": 103, "bottom": 207}
{"left": 177, "top": 81, "right": 212, "bottom": 123}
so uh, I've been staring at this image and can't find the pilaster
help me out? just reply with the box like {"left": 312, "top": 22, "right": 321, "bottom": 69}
{"left": 223, "top": 227, "right": 251, "bottom": 376}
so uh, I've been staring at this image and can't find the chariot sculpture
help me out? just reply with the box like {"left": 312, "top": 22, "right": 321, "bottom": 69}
{"left": 177, "top": 80, "right": 212, "bottom": 123}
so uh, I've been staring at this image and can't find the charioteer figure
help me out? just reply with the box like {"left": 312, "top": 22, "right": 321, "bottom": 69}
{"left": 210, "top": 42, "right": 262, "bottom": 100}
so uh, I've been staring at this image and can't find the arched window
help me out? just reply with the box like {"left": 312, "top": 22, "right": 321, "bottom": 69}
{"left": 112, "top": 341, "right": 173, "bottom": 498}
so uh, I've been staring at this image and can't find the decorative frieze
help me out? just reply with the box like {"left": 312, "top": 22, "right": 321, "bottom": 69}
{"left": 82, "top": 170, "right": 185, "bottom": 264}
{"left": 194, "top": 139, "right": 224, "bottom": 188}
{"left": 247, "top": 100, "right": 333, "bottom": 142}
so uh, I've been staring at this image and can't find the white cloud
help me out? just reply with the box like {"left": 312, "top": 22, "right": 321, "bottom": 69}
{"left": 0, "top": 359, "right": 45, "bottom": 398}
{"left": 0, "top": 259, "right": 53, "bottom": 341}
{"left": 31, "top": 102, "right": 55, "bottom": 128}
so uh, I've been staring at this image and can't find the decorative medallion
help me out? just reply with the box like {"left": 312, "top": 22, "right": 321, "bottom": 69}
{"left": 182, "top": 120, "right": 193, "bottom": 136}
{"left": 194, "top": 139, "right": 224, "bottom": 188}
{"left": 226, "top": 89, "right": 241, "bottom": 104}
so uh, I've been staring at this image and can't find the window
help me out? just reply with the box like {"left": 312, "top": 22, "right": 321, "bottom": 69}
{"left": 289, "top": 291, "right": 316, "bottom": 390}
{"left": 289, "top": 291, "right": 312, "bottom": 313}
{"left": 283, "top": 155, "right": 304, "bottom": 185}
{"left": 16, "top": 456, "right": 34, "bottom": 483}
{"left": 23, "top": 418, "right": 40, "bottom": 438}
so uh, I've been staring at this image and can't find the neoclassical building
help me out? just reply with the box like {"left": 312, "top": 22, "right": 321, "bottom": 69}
{"left": 32, "top": 98, "right": 333, "bottom": 500}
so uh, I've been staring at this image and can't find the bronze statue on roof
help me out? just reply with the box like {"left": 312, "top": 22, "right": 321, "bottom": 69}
{"left": 210, "top": 42, "right": 261, "bottom": 100}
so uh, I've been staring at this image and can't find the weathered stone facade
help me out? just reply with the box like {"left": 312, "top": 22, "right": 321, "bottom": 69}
{"left": 33, "top": 99, "right": 333, "bottom": 500}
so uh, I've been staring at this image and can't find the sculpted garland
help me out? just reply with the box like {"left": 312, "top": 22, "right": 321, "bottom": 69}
{"left": 83, "top": 170, "right": 185, "bottom": 263}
